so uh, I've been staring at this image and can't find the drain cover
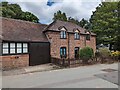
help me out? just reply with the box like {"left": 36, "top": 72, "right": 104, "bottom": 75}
{"left": 102, "top": 69, "right": 117, "bottom": 72}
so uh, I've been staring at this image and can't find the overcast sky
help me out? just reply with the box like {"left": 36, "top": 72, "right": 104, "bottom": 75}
{"left": 2, "top": 0, "right": 101, "bottom": 24}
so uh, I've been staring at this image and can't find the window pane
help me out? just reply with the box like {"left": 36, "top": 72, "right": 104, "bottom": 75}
{"left": 64, "top": 31, "right": 66, "bottom": 38}
{"left": 3, "top": 43, "right": 8, "bottom": 48}
{"left": 77, "top": 34, "right": 79, "bottom": 39}
{"left": 10, "top": 43, "right": 15, "bottom": 48}
{"left": 17, "top": 43, "right": 22, "bottom": 47}
{"left": 17, "top": 43, "right": 22, "bottom": 53}
{"left": 3, "top": 49, "right": 8, "bottom": 54}
{"left": 60, "top": 31, "right": 63, "bottom": 38}
{"left": 63, "top": 48, "right": 66, "bottom": 55}
{"left": 23, "top": 43, "right": 28, "bottom": 47}
{"left": 17, "top": 49, "right": 22, "bottom": 53}
{"left": 60, "top": 48, "right": 62, "bottom": 55}
{"left": 75, "top": 33, "right": 77, "bottom": 39}
{"left": 10, "top": 43, "right": 15, "bottom": 54}
{"left": 10, "top": 49, "right": 15, "bottom": 54}
{"left": 23, "top": 48, "right": 28, "bottom": 53}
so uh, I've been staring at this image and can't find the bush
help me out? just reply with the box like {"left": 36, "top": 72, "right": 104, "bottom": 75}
{"left": 79, "top": 47, "right": 94, "bottom": 64}
{"left": 111, "top": 51, "right": 120, "bottom": 60}
{"left": 98, "top": 48, "right": 111, "bottom": 63}
{"left": 99, "top": 48, "right": 111, "bottom": 58}
{"left": 111, "top": 51, "right": 120, "bottom": 57}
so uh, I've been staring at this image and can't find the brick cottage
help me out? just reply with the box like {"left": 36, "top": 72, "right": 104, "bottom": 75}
{"left": 0, "top": 17, "right": 96, "bottom": 69}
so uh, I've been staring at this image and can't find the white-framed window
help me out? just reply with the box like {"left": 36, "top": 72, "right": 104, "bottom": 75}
{"left": 10, "top": 43, "right": 15, "bottom": 54}
{"left": 86, "top": 32, "right": 90, "bottom": 40}
{"left": 74, "top": 30, "right": 80, "bottom": 40}
{"left": 60, "top": 27, "right": 67, "bottom": 39}
{"left": 23, "top": 43, "right": 28, "bottom": 53}
{"left": 2, "top": 42, "right": 28, "bottom": 55}
{"left": 60, "top": 31, "right": 66, "bottom": 39}
{"left": 60, "top": 47, "right": 67, "bottom": 58}
{"left": 2, "top": 43, "right": 9, "bottom": 54}
{"left": 17, "top": 43, "right": 22, "bottom": 53}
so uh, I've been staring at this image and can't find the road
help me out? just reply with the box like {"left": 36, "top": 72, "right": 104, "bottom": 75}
{"left": 2, "top": 63, "right": 119, "bottom": 88}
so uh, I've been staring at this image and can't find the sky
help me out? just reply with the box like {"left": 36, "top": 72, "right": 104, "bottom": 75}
{"left": 2, "top": 0, "right": 101, "bottom": 24}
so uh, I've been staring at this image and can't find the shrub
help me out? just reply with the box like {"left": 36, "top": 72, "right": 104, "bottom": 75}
{"left": 111, "top": 51, "right": 120, "bottom": 57}
{"left": 98, "top": 48, "right": 111, "bottom": 63}
{"left": 99, "top": 48, "right": 111, "bottom": 58}
{"left": 79, "top": 47, "right": 94, "bottom": 64}
{"left": 111, "top": 51, "right": 120, "bottom": 60}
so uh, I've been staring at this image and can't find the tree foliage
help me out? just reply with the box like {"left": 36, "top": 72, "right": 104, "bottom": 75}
{"left": 90, "top": 2, "right": 118, "bottom": 49}
{"left": 115, "top": 1, "right": 120, "bottom": 51}
{"left": 0, "top": 2, "right": 39, "bottom": 23}
{"left": 53, "top": 10, "right": 67, "bottom": 21}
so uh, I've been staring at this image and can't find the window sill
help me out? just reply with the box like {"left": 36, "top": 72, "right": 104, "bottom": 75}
{"left": 74, "top": 39, "right": 80, "bottom": 40}
{"left": 2, "top": 53, "right": 28, "bottom": 56}
{"left": 60, "top": 38, "right": 67, "bottom": 39}
{"left": 86, "top": 39, "right": 90, "bottom": 41}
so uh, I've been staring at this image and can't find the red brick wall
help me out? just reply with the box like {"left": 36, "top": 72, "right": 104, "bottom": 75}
{"left": 69, "top": 34, "right": 86, "bottom": 59}
{"left": 46, "top": 31, "right": 96, "bottom": 59}
{"left": 0, "top": 54, "right": 29, "bottom": 70}
{"left": 86, "top": 36, "right": 96, "bottom": 53}
{"left": 46, "top": 31, "right": 69, "bottom": 59}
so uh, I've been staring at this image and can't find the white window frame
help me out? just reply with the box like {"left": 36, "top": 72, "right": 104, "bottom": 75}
{"left": 10, "top": 43, "right": 15, "bottom": 54}
{"left": 74, "top": 30, "right": 80, "bottom": 40}
{"left": 23, "top": 43, "right": 28, "bottom": 53}
{"left": 17, "top": 43, "right": 22, "bottom": 53}
{"left": 2, "top": 43, "right": 9, "bottom": 54}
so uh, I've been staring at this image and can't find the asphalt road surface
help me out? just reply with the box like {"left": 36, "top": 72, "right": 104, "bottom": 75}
{"left": 1, "top": 63, "right": 119, "bottom": 88}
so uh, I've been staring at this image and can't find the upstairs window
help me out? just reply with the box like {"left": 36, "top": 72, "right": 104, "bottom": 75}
{"left": 86, "top": 31, "right": 90, "bottom": 40}
{"left": 86, "top": 34, "right": 90, "bottom": 40}
{"left": 60, "top": 31, "right": 66, "bottom": 39}
{"left": 74, "top": 30, "right": 80, "bottom": 40}
{"left": 60, "top": 27, "right": 67, "bottom": 39}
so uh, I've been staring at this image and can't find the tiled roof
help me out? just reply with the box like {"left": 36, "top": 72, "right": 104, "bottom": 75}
{"left": 44, "top": 20, "right": 96, "bottom": 36}
{"left": 1, "top": 17, "right": 49, "bottom": 42}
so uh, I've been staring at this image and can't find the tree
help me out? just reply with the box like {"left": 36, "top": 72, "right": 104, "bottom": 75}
{"left": 68, "top": 17, "right": 79, "bottom": 25}
{"left": 79, "top": 18, "right": 91, "bottom": 29}
{"left": 114, "top": 1, "right": 120, "bottom": 51}
{"left": 0, "top": 2, "right": 39, "bottom": 23}
{"left": 53, "top": 10, "right": 67, "bottom": 21}
{"left": 90, "top": 2, "right": 118, "bottom": 50}
{"left": 21, "top": 12, "right": 39, "bottom": 23}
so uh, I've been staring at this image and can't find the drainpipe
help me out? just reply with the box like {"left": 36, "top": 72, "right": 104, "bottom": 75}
{"left": 68, "top": 33, "right": 70, "bottom": 66}
{"left": 83, "top": 25, "right": 87, "bottom": 47}
{"left": 68, "top": 33, "right": 70, "bottom": 59}
{"left": 85, "top": 35, "right": 86, "bottom": 47}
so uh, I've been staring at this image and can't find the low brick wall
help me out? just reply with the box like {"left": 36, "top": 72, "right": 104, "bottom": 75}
{"left": 0, "top": 54, "right": 29, "bottom": 70}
